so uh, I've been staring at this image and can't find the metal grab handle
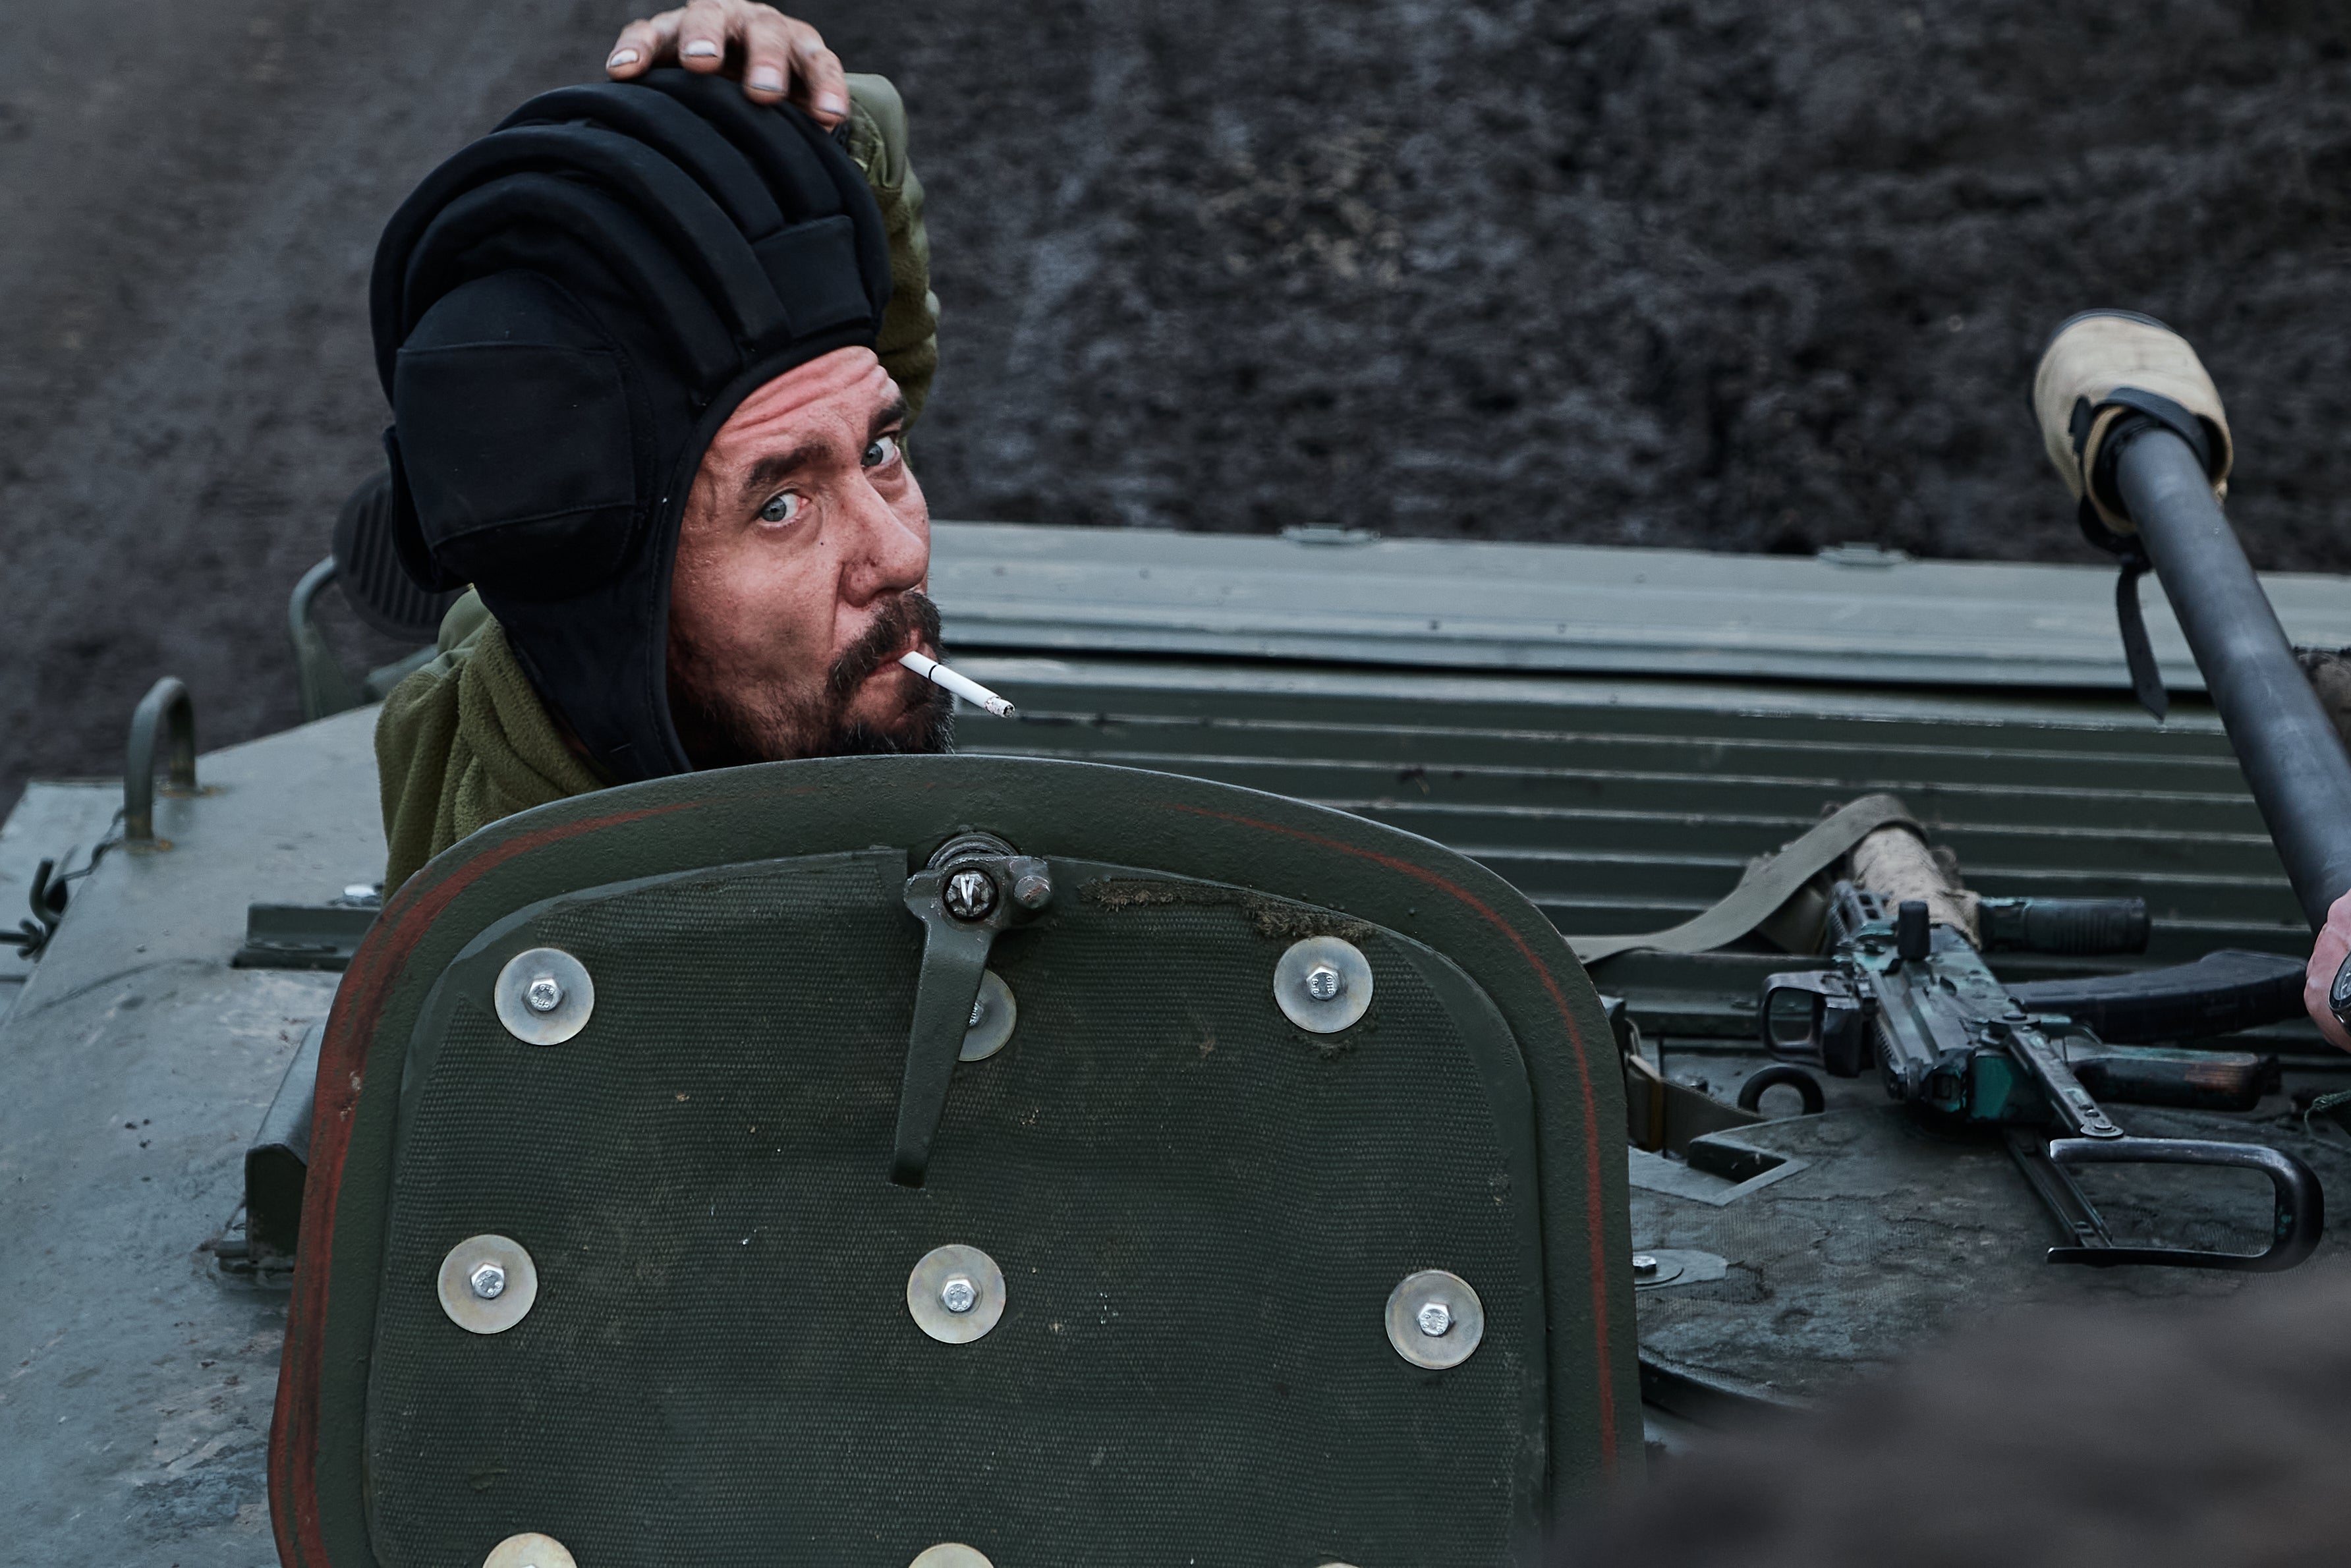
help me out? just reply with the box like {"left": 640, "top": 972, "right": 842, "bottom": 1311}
{"left": 2045, "top": 1135, "right": 2324, "bottom": 1272}
{"left": 289, "top": 555, "right": 364, "bottom": 723}
{"left": 125, "top": 677, "right": 196, "bottom": 845}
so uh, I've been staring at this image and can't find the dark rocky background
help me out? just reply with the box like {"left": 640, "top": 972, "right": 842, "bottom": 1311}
{"left": 3, "top": 0, "right": 2348, "bottom": 808}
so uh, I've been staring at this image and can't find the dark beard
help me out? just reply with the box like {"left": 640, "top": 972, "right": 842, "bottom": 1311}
{"left": 668, "top": 590, "right": 955, "bottom": 770}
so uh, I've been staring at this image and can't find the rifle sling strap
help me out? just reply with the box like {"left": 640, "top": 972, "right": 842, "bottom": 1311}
{"left": 1570, "top": 793, "right": 1919, "bottom": 965}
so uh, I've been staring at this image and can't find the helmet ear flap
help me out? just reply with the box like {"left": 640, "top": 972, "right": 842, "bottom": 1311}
{"left": 388, "top": 273, "right": 650, "bottom": 603}
{"left": 383, "top": 426, "right": 468, "bottom": 595}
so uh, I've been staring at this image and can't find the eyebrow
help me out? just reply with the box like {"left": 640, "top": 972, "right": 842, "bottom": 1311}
{"left": 735, "top": 395, "right": 913, "bottom": 510}
{"left": 737, "top": 445, "right": 815, "bottom": 509}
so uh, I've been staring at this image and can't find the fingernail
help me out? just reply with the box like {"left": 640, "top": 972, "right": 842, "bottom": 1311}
{"left": 818, "top": 94, "right": 847, "bottom": 116}
{"left": 749, "top": 67, "right": 784, "bottom": 91}
{"left": 681, "top": 38, "right": 722, "bottom": 58}
{"left": 606, "top": 47, "right": 640, "bottom": 67}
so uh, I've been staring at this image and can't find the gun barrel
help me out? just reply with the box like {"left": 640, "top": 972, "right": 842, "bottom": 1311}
{"left": 2116, "top": 430, "right": 2351, "bottom": 928}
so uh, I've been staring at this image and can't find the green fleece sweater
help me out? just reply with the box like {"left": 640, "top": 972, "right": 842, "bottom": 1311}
{"left": 375, "top": 75, "right": 936, "bottom": 890}
{"left": 376, "top": 593, "right": 608, "bottom": 891}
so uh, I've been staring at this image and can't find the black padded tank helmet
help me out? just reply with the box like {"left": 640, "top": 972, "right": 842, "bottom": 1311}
{"left": 370, "top": 69, "right": 892, "bottom": 781}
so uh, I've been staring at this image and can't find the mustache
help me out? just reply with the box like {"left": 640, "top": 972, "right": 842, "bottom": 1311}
{"left": 826, "top": 590, "right": 943, "bottom": 703}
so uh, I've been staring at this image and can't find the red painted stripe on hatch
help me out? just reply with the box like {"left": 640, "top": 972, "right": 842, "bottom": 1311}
{"left": 272, "top": 800, "right": 695, "bottom": 1565}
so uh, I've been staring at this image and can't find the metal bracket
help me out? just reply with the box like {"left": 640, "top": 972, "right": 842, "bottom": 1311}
{"left": 215, "top": 1020, "right": 324, "bottom": 1277}
{"left": 1626, "top": 1133, "right": 1808, "bottom": 1207}
{"left": 1620, "top": 1057, "right": 1767, "bottom": 1158}
{"left": 231, "top": 900, "right": 378, "bottom": 970}
{"left": 2004, "top": 1022, "right": 2124, "bottom": 1139}
{"left": 892, "top": 833, "right": 1052, "bottom": 1187}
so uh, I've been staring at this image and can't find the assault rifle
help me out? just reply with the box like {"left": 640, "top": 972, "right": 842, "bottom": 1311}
{"left": 1761, "top": 844, "right": 2322, "bottom": 1272}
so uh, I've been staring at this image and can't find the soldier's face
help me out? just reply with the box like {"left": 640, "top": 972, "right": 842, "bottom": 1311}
{"left": 667, "top": 347, "right": 950, "bottom": 768}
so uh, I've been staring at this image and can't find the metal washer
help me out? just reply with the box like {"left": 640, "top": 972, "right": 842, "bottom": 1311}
{"left": 907, "top": 1243, "right": 1006, "bottom": 1345}
{"left": 909, "top": 1547, "right": 994, "bottom": 1568}
{"left": 494, "top": 947, "right": 594, "bottom": 1046}
{"left": 482, "top": 1534, "right": 576, "bottom": 1568}
{"left": 961, "top": 970, "right": 1017, "bottom": 1062}
{"left": 1632, "top": 1250, "right": 1687, "bottom": 1288}
{"left": 1274, "top": 936, "right": 1374, "bottom": 1034}
{"left": 1385, "top": 1268, "right": 1485, "bottom": 1369}
{"left": 438, "top": 1235, "right": 539, "bottom": 1335}
{"left": 1631, "top": 1248, "right": 1727, "bottom": 1291}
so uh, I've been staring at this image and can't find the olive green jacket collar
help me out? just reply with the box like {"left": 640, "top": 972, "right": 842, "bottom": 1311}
{"left": 375, "top": 591, "right": 609, "bottom": 891}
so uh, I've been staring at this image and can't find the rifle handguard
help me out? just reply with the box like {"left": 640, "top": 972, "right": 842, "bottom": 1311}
{"left": 1850, "top": 824, "right": 1977, "bottom": 943}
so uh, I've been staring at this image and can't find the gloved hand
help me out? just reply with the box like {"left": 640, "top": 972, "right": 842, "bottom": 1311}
{"left": 2303, "top": 887, "right": 2351, "bottom": 1050}
{"left": 605, "top": 1, "right": 851, "bottom": 128}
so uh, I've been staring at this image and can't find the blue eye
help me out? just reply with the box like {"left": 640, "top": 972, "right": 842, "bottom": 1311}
{"left": 863, "top": 434, "right": 901, "bottom": 468}
{"left": 758, "top": 491, "right": 802, "bottom": 524}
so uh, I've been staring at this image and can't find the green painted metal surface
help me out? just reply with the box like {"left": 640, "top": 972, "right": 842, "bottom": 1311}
{"left": 929, "top": 522, "right": 2351, "bottom": 692}
{"left": 0, "top": 709, "right": 381, "bottom": 1567}
{"left": 944, "top": 657, "right": 2310, "bottom": 993}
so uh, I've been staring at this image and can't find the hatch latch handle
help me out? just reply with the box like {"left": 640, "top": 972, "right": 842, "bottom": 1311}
{"left": 893, "top": 833, "right": 1053, "bottom": 1187}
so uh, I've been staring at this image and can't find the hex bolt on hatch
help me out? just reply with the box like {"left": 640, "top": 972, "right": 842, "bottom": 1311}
{"left": 907, "top": 1243, "right": 1006, "bottom": 1345}
{"left": 1274, "top": 936, "right": 1373, "bottom": 1034}
{"left": 943, "top": 868, "right": 997, "bottom": 921}
{"left": 494, "top": 947, "right": 594, "bottom": 1046}
{"left": 1385, "top": 1269, "right": 1483, "bottom": 1368}
{"left": 438, "top": 1235, "right": 538, "bottom": 1334}
{"left": 1629, "top": 1250, "right": 1728, "bottom": 1289}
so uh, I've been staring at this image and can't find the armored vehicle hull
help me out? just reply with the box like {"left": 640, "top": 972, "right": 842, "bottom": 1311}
{"left": 8, "top": 522, "right": 2351, "bottom": 1561}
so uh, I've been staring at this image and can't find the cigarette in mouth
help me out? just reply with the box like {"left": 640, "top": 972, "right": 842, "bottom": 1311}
{"left": 899, "top": 651, "right": 1017, "bottom": 719}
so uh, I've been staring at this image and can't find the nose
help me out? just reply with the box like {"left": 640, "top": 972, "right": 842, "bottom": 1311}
{"left": 835, "top": 466, "right": 929, "bottom": 609}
